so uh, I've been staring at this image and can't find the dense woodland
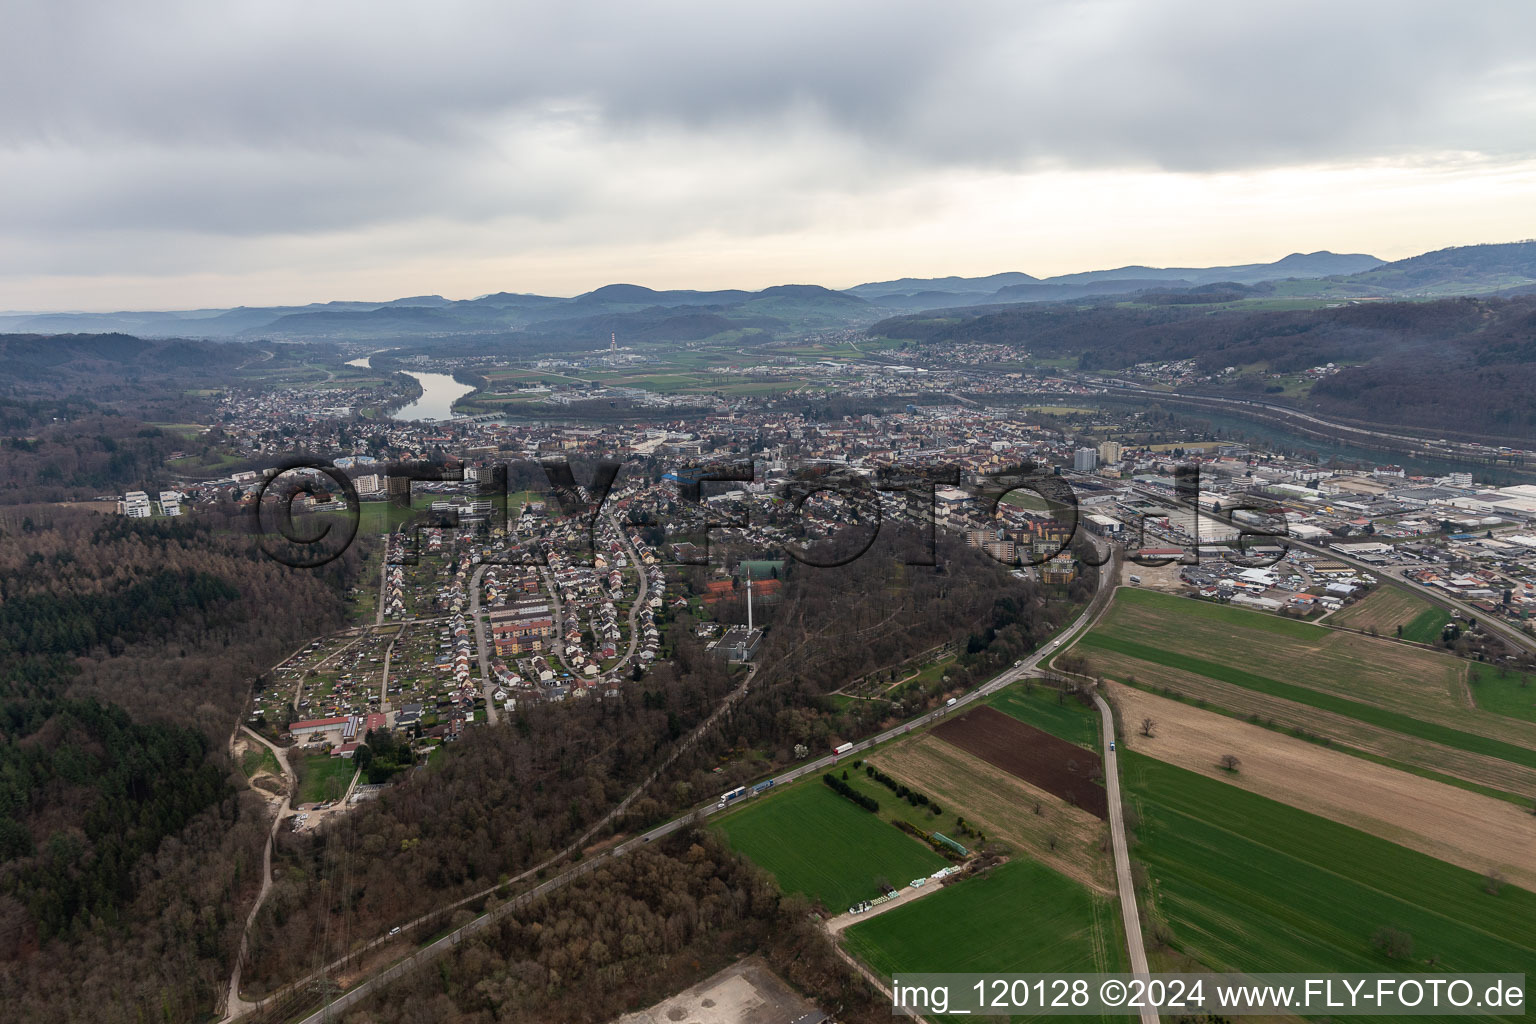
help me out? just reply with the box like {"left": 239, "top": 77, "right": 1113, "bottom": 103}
{"left": 875, "top": 295, "right": 1536, "bottom": 438}
{"left": 338, "top": 830, "right": 887, "bottom": 1024}
{"left": 0, "top": 511, "right": 365, "bottom": 1024}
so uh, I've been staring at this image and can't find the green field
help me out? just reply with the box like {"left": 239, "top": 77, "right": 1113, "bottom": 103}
{"left": 240, "top": 745, "right": 281, "bottom": 778}
{"left": 844, "top": 858, "right": 1127, "bottom": 1021}
{"left": 1077, "top": 589, "right": 1536, "bottom": 770}
{"left": 1330, "top": 586, "right": 1451, "bottom": 643}
{"left": 1126, "top": 753, "right": 1536, "bottom": 1020}
{"left": 1468, "top": 665, "right": 1536, "bottom": 723}
{"left": 715, "top": 780, "right": 947, "bottom": 910}
{"left": 295, "top": 753, "right": 356, "bottom": 804}
{"left": 987, "top": 683, "right": 1101, "bottom": 750}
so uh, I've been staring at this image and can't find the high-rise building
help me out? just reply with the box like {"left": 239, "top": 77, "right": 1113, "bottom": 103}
{"left": 1097, "top": 440, "right": 1122, "bottom": 464}
{"left": 1073, "top": 448, "right": 1098, "bottom": 473}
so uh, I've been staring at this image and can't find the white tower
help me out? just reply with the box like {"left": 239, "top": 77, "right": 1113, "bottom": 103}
{"left": 746, "top": 568, "right": 753, "bottom": 632}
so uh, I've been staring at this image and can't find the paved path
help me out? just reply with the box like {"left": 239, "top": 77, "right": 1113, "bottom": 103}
{"left": 1092, "top": 693, "right": 1157, "bottom": 1024}
{"left": 468, "top": 564, "right": 498, "bottom": 725}
{"left": 615, "top": 527, "right": 651, "bottom": 670}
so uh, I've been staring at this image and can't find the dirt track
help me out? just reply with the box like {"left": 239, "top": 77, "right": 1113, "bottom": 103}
{"left": 1111, "top": 682, "right": 1536, "bottom": 890}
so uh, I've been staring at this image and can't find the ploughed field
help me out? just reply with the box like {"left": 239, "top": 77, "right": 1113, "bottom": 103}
{"left": 932, "top": 706, "right": 1108, "bottom": 819}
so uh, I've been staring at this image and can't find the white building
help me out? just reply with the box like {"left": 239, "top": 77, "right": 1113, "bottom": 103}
{"left": 159, "top": 490, "right": 183, "bottom": 516}
{"left": 121, "top": 491, "right": 152, "bottom": 518}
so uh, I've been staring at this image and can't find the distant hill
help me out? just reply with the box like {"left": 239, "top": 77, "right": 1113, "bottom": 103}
{"left": 1331, "top": 240, "right": 1536, "bottom": 296}
{"left": 12, "top": 240, "right": 1536, "bottom": 343}
{"left": 849, "top": 251, "right": 1383, "bottom": 308}
{"left": 872, "top": 293, "right": 1536, "bottom": 438}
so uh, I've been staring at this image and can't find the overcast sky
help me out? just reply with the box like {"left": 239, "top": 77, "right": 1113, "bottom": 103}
{"left": 4, "top": 0, "right": 1535, "bottom": 310}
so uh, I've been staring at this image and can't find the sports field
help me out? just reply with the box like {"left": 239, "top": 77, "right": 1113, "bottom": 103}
{"left": 1126, "top": 752, "right": 1536, "bottom": 1006}
{"left": 1077, "top": 589, "right": 1536, "bottom": 770}
{"left": 843, "top": 858, "right": 1127, "bottom": 1021}
{"left": 1329, "top": 586, "right": 1451, "bottom": 642}
{"left": 295, "top": 753, "right": 355, "bottom": 804}
{"left": 715, "top": 781, "right": 947, "bottom": 910}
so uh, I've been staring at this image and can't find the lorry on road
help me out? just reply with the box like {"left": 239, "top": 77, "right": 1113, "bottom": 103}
{"left": 717, "top": 786, "right": 746, "bottom": 808}
{"left": 832, "top": 741, "right": 854, "bottom": 756}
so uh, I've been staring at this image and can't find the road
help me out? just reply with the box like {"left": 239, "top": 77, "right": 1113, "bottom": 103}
{"left": 239, "top": 661, "right": 761, "bottom": 1024}
{"left": 1092, "top": 693, "right": 1157, "bottom": 1024}
{"left": 1127, "top": 478, "right": 1536, "bottom": 659}
{"left": 468, "top": 563, "right": 498, "bottom": 725}
{"left": 247, "top": 542, "right": 1134, "bottom": 1024}
{"left": 1287, "top": 537, "right": 1536, "bottom": 657}
{"left": 614, "top": 526, "right": 651, "bottom": 670}
{"left": 270, "top": 559, "right": 1120, "bottom": 1024}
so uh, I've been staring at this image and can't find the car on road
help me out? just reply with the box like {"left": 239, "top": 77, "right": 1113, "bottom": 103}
{"left": 1108, "top": 741, "right": 1115, "bottom": 751}
{"left": 388, "top": 926, "right": 401, "bottom": 937}
{"left": 1049, "top": 639, "right": 1062, "bottom": 648}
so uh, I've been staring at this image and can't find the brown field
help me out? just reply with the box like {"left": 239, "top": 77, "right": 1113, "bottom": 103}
{"left": 1112, "top": 682, "right": 1536, "bottom": 890}
{"left": 1091, "top": 657, "right": 1536, "bottom": 795}
{"left": 1327, "top": 586, "right": 1430, "bottom": 633}
{"left": 933, "top": 706, "right": 1108, "bottom": 818}
{"left": 869, "top": 733, "right": 1112, "bottom": 893}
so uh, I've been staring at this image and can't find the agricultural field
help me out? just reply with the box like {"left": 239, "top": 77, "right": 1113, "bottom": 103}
{"left": 869, "top": 734, "right": 1112, "bottom": 893}
{"left": 933, "top": 707, "right": 1107, "bottom": 818}
{"left": 987, "top": 682, "right": 1102, "bottom": 751}
{"left": 843, "top": 858, "right": 1127, "bottom": 1017}
{"left": 1329, "top": 585, "right": 1451, "bottom": 642}
{"left": 715, "top": 780, "right": 947, "bottom": 910}
{"left": 1125, "top": 752, "right": 1536, "bottom": 1015}
{"left": 1076, "top": 589, "right": 1536, "bottom": 771}
{"left": 1111, "top": 683, "right": 1536, "bottom": 890}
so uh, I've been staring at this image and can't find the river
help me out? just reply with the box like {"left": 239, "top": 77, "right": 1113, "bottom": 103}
{"left": 348, "top": 356, "right": 476, "bottom": 421}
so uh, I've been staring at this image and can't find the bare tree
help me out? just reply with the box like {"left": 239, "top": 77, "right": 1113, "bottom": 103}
{"left": 1140, "top": 717, "right": 1156, "bottom": 738}
{"left": 1219, "top": 753, "right": 1241, "bottom": 773}
{"left": 1371, "top": 926, "right": 1414, "bottom": 961}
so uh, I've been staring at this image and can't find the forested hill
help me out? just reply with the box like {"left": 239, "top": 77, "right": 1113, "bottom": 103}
{"left": 0, "top": 511, "right": 365, "bottom": 1022}
{"left": 874, "top": 295, "right": 1536, "bottom": 437}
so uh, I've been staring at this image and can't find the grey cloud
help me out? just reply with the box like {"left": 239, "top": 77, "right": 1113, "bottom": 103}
{"left": 1, "top": 0, "right": 1533, "bottom": 291}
